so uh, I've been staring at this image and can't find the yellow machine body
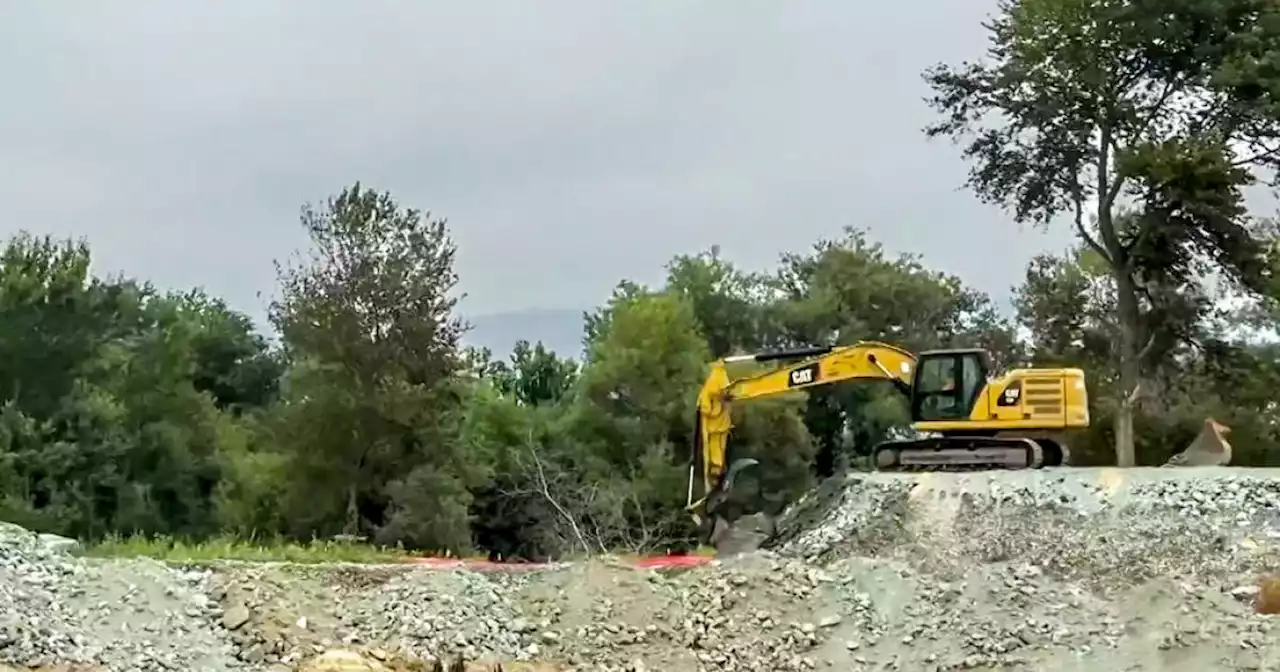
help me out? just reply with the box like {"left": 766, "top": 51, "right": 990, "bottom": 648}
{"left": 687, "top": 341, "right": 1089, "bottom": 529}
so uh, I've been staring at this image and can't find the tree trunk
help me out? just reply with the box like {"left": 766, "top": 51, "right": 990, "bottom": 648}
{"left": 1114, "top": 386, "right": 1137, "bottom": 467}
{"left": 1093, "top": 126, "right": 1141, "bottom": 467}
{"left": 344, "top": 484, "right": 360, "bottom": 536}
{"left": 1113, "top": 270, "right": 1142, "bottom": 467}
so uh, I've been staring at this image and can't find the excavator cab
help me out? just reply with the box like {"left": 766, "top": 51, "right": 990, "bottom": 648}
{"left": 910, "top": 349, "right": 990, "bottom": 422}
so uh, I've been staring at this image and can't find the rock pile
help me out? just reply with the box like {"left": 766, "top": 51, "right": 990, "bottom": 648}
{"left": 773, "top": 468, "right": 1280, "bottom": 581}
{"left": 210, "top": 563, "right": 549, "bottom": 666}
{"left": 0, "top": 522, "right": 96, "bottom": 669}
{"left": 0, "top": 522, "right": 240, "bottom": 671}
{"left": 5, "top": 467, "right": 1280, "bottom": 671}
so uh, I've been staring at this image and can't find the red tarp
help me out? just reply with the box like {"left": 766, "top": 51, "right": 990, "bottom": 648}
{"left": 400, "top": 554, "right": 715, "bottom": 571}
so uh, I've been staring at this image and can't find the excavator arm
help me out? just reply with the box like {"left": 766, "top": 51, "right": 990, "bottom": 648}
{"left": 687, "top": 341, "right": 917, "bottom": 528}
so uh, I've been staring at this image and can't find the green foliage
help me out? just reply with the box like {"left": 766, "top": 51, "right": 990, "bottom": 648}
{"left": 485, "top": 340, "right": 579, "bottom": 406}
{"left": 663, "top": 246, "right": 768, "bottom": 358}
{"left": 268, "top": 183, "right": 476, "bottom": 552}
{"left": 924, "top": 0, "right": 1280, "bottom": 465}
{"left": 87, "top": 533, "right": 407, "bottom": 565}
{"left": 6, "top": 142, "right": 1280, "bottom": 561}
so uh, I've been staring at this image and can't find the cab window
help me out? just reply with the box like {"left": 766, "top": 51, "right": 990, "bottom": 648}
{"left": 914, "top": 356, "right": 963, "bottom": 420}
{"left": 913, "top": 352, "right": 988, "bottom": 421}
{"left": 960, "top": 354, "right": 984, "bottom": 409}
{"left": 917, "top": 357, "right": 955, "bottom": 393}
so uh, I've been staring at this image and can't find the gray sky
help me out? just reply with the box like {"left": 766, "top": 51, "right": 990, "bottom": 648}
{"left": 2, "top": 1, "right": 1075, "bottom": 329}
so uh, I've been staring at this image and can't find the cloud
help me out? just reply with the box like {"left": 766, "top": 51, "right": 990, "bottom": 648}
{"left": 0, "top": 1, "right": 1075, "bottom": 328}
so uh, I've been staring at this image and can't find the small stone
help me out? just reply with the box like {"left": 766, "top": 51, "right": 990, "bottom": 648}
{"left": 222, "top": 603, "right": 252, "bottom": 631}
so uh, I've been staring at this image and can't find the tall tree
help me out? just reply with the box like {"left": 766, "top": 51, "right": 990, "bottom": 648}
{"left": 663, "top": 247, "right": 766, "bottom": 359}
{"left": 174, "top": 290, "right": 283, "bottom": 413}
{"left": 269, "top": 183, "right": 477, "bottom": 549}
{"left": 486, "top": 340, "right": 578, "bottom": 407}
{"left": 923, "top": 0, "right": 1280, "bottom": 465}
{"left": 0, "top": 234, "right": 109, "bottom": 419}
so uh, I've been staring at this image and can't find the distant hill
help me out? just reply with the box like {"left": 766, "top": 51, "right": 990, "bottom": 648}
{"left": 462, "top": 308, "right": 588, "bottom": 360}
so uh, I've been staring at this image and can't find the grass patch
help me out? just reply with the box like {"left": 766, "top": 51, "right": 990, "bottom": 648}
{"left": 86, "top": 534, "right": 722, "bottom": 566}
{"left": 86, "top": 533, "right": 410, "bottom": 565}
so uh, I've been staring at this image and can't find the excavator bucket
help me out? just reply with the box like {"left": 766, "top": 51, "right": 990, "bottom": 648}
{"left": 704, "top": 457, "right": 761, "bottom": 517}
{"left": 721, "top": 457, "right": 761, "bottom": 495}
{"left": 1164, "top": 417, "right": 1232, "bottom": 467}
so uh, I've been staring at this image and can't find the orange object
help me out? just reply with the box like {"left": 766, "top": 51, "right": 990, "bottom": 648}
{"left": 630, "top": 555, "right": 713, "bottom": 569}
{"left": 1256, "top": 575, "right": 1280, "bottom": 614}
{"left": 400, "top": 554, "right": 714, "bottom": 572}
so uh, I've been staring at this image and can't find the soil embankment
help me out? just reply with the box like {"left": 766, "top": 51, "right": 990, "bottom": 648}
{"left": 4, "top": 467, "right": 1280, "bottom": 671}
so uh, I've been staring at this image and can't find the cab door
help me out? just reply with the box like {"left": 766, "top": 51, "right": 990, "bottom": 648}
{"left": 911, "top": 352, "right": 986, "bottom": 422}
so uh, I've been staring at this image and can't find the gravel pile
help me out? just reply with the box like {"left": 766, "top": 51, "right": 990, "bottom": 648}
{"left": 774, "top": 468, "right": 1280, "bottom": 580}
{"left": 210, "top": 563, "right": 550, "bottom": 666}
{"left": 5, "top": 467, "right": 1280, "bottom": 671}
{"left": 0, "top": 522, "right": 241, "bottom": 671}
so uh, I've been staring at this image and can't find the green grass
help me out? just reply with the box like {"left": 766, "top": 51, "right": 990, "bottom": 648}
{"left": 86, "top": 533, "right": 410, "bottom": 565}
{"left": 85, "top": 534, "right": 723, "bottom": 566}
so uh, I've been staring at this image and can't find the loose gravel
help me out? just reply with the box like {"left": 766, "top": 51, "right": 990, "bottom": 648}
{"left": 4, "top": 467, "right": 1280, "bottom": 671}
{"left": 0, "top": 522, "right": 240, "bottom": 671}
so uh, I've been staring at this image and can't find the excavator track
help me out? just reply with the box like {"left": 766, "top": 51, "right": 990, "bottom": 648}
{"left": 871, "top": 435, "right": 1051, "bottom": 472}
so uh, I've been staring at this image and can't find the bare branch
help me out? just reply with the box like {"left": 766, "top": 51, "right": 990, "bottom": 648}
{"left": 523, "top": 443, "right": 592, "bottom": 556}
{"left": 1136, "top": 331, "right": 1158, "bottom": 363}
{"left": 1072, "top": 193, "right": 1112, "bottom": 264}
{"left": 1231, "top": 139, "right": 1280, "bottom": 168}
{"left": 1124, "top": 380, "right": 1144, "bottom": 407}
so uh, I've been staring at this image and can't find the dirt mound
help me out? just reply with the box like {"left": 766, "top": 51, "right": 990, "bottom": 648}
{"left": 772, "top": 468, "right": 1280, "bottom": 579}
{"left": 293, "top": 648, "right": 565, "bottom": 671}
{"left": 9, "top": 468, "right": 1280, "bottom": 671}
{"left": 202, "top": 547, "right": 1280, "bottom": 671}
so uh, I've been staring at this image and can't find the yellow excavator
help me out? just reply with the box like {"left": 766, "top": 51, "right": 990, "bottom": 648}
{"left": 686, "top": 341, "right": 1090, "bottom": 531}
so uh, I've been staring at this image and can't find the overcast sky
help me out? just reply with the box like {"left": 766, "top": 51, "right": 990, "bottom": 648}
{"left": 2, "top": 1, "right": 1076, "bottom": 328}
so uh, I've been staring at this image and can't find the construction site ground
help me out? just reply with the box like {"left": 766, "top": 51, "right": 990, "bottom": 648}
{"left": 5, "top": 466, "right": 1280, "bottom": 671}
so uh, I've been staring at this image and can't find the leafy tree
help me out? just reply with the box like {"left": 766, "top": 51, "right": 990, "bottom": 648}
{"left": 0, "top": 235, "right": 254, "bottom": 540}
{"left": 0, "top": 234, "right": 113, "bottom": 419}
{"left": 462, "top": 341, "right": 579, "bottom": 559}
{"left": 486, "top": 340, "right": 578, "bottom": 406}
{"left": 175, "top": 290, "right": 283, "bottom": 413}
{"left": 577, "top": 290, "right": 708, "bottom": 465}
{"left": 268, "top": 183, "right": 478, "bottom": 550}
{"left": 581, "top": 280, "right": 649, "bottom": 348}
{"left": 664, "top": 247, "right": 767, "bottom": 358}
{"left": 570, "top": 290, "right": 711, "bottom": 548}
{"left": 924, "top": 0, "right": 1280, "bottom": 465}
{"left": 1015, "top": 249, "right": 1116, "bottom": 369}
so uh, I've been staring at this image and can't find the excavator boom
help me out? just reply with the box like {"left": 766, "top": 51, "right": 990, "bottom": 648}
{"left": 688, "top": 341, "right": 917, "bottom": 528}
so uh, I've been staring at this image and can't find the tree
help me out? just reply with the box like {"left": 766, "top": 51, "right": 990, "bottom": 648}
{"left": 268, "top": 183, "right": 478, "bottom": 550}
{"left": 486, "top": 340, "right": 578, "bottom": 407}
{"left": 663, "top": 247, "right": 767, "bottom": 359}
{"left": 762, "top": 227, "right": 1020, "bottom": 472}
{"left": 0, "top": 234, "right": 255, "bottom": 540}
{"left": 924, "top": 0, "right": 1280, "bottom": 465}
{"left": 0, "top": 234, "right": 111, "bottom": 419}
{"left": 174, "top": 290, "right": 283, "bottom": 413}
{"left": 462, "top": 341, "right": 582, "bottom": 559}
{"left": 1014, "top": 248, "right": 1116, "bottom": 369}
